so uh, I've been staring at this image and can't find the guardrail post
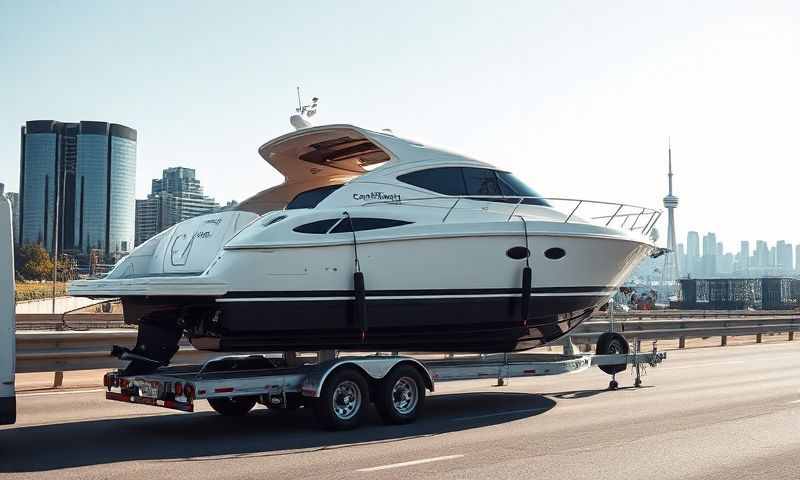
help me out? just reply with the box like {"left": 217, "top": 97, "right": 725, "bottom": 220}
{"left": 496, "top": 352, "right": 510, "bottom": 386}
{"left": 789, "top": 332, "right": 794, "bottom": 341}
{"left": 756, "top": 334, "right": 762, "bottom": 344}
{"left": 721, "top": 336, "right": 727, "bottom": 346}
{"left": 678, "top": 337, "right": 686, "bottom": 349}
{"left": 53, "top": 371, "right": 63, "bottom": 388}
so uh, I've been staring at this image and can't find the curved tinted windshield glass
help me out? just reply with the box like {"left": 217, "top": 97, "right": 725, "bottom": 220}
{"left": 286, "top": 185, "right": 343, "bottom": 210}
{"left": 496, "top": 172, "right": 549, "bottom": 206}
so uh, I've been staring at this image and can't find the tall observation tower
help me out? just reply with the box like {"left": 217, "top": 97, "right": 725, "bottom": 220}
{"left": 661, "top": 141, "right": 680, "bottom": 291}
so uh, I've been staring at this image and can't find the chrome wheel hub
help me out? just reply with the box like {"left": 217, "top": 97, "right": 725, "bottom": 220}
{"left": 391, "top": 377, "right": 418, "bottom": 415}
{"left": 332, "top": 380, "right": 361, "bottom": 420}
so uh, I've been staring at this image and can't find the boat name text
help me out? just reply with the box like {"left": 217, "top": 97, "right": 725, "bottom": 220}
{"left": 352, "top": 192, "right": 401, "bottom": 202}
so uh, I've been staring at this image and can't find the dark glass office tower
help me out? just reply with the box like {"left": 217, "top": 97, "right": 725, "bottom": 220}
{"left": 18, "top": 120, "right": 137, "bottom": 261}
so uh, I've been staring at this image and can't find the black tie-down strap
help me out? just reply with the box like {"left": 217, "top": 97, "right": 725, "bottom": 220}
{"left": 517, "top": 215, "right": 533, "bottom": 324}
{"left": 344, "top": 212, "right": 368, "bottom": 342}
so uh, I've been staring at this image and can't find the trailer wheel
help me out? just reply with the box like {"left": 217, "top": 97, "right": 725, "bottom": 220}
{"left": 375, "top": 365, "right": 426, "bottom": 425}
{"left": 314, "top": 368, "right": 369, "bottom": 430}
{"left": 596, "top": 332, "right": 629, "bottom": 375}
{"left": 208, "top": 396, "right": 257, "bottom": 416}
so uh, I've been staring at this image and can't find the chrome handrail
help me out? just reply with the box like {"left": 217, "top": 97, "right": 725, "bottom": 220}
{"left": 360, "top": 195, "right": 661, "bottom": 234}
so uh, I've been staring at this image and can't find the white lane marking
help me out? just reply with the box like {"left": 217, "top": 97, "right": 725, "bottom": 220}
{"left": 18, "top": 388, "right": 105, "bottom": 397}
{"left": 787, "top": 399, "right": 800, "bottom": 405}
{"left": 451, "top": 407, "right": 549, "bottom": 422}
{"left": 660, "top": 360, "right": 745, "bottom": 370}
{"left": 356, "top": 454, "right": 465, "bottom": 472}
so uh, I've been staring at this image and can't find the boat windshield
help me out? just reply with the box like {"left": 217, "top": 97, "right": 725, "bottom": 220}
{"left": 286, "top": 184, "right": 344, "bottom": 209}
{"left": 397, "top": 167, "right": 550, "bottom": 206}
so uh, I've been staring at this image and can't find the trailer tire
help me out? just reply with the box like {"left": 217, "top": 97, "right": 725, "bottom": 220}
{"left": 596, "top": 332, "right": 629, "bottom": 375}
{"left": 374, "top": 365, "right": 425, "bottom": 425}
{"left": 314, "top": 368, "right": 369, "bottom": 430}
{"left": 208, "top": 396, "right": 257, "bottom": 416}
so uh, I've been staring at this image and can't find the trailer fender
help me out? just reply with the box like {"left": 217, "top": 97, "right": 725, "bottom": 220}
{"left": 302, "top": 357, "right": 434, "bottom": 398}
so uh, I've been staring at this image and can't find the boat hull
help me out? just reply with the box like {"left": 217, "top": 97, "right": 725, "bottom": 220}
{"left": 198, "top": 287, "right": 607, "bottom": 352}
{"left": 119, "top": 287, "right": 608, "bottom": 357}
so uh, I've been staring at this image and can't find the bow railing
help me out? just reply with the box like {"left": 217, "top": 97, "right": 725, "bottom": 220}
{"left": 361, "top": 195, "right": 661, "bottom": 235}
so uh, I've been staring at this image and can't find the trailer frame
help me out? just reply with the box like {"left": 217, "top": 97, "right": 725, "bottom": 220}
{"left": 102, "top": 341, "right": 666, "bottom": 430}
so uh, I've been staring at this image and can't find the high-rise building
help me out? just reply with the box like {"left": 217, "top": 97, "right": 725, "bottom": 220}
{"left": 795, "top": 245, "right": 800, "bottom": 272}
{"left": 18, "top": 120, "right": 136, "bottom": 260}
{"left": 135, "top": 167, "right": 220, "bottom": 245}
{"left": 777, "top": 240, "right": 793, "bottom": 272}
{"left": 739, "top": 241, "right": 750, "bottom": 271}
{"left": 718, "top": 253, "right": 734, "bottom": 275}
{"left": 686, "top": 231, "right": 700, "bottom": 276}
{"left": 755, "top": 240, "right": 769, "bottom": 267}
{"left": 677, "top": 243, "right": 686, "bottom": 274}
{"left": 702, "top": 232, "right": 717, "bottom": 277}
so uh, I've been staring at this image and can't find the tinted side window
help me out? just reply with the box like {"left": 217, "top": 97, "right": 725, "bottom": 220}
{"left": 286, "top": 185, "right": 343, "bottom": 210}
{"left": 397, "top": 167, "right": 466, "bottom": 195}
{"left": 293, "top": 219, "right": 340, "bottom": 234}
{"left": 463, "top": 168, "right": 502, "bottom": 196}
{"left": 330, "top": 218, "right": 412, "bottom": 233}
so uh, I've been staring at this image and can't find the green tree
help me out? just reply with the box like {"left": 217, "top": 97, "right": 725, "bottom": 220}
{"left": 14, "top": 243, "right": 54, "bottom": 281}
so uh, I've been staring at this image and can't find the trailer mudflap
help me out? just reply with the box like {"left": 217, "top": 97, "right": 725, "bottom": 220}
{"left": 106, "top": 391, "right": 194, "bottom": 412}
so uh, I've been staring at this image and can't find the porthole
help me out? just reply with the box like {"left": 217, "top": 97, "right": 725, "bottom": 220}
{"left": 544, "top": 247, "right": 566, "bottom": 260}
{"left": 506, "top": 246, "right": 530, "bottom": 260}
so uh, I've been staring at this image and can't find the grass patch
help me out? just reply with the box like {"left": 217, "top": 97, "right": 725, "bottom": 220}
{"left": 15, "top": 282, "right": 67, "bottom": 303}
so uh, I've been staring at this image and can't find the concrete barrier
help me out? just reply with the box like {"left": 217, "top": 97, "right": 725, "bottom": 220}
{"left": 15, "top": 296, "right": 99, "bottom": 314}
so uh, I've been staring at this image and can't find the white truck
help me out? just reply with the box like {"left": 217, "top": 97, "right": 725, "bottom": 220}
{"left": 0, "top": 196, "right": 15, "bottom": 425}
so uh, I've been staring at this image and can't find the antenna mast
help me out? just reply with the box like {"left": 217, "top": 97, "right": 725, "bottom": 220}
{"left": 290, "top": 87, "right": 320, "bottom": 130}
{"left": 296, "top": 86, "right": 302, "bottom": 112}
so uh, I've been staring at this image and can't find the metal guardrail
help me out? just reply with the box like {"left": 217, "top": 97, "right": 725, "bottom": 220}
{"left": 16, "top": 330, "right": 218, "bottom": 373}
{"left": 595, "top": 310, "right": 800, "bottom": 319}
{"left": 15, "top": 313, "right": 127, "bottom": 331}
{"left": 12, "top": 310, "right": 800, "bottom": 373}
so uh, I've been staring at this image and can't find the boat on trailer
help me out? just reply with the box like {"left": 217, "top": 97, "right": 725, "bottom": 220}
{"left": 69, "top": 116, "right": 662, "bottom": 374}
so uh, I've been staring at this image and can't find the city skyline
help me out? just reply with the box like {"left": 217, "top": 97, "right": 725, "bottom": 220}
{"left": 676, "top": 230, "right": 799, "bottom": 277}
{"left": 2, "top": 3, "right": 800, "bottom": 247}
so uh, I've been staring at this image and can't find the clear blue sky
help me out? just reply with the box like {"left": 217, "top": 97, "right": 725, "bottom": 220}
{"left": 1, "top": 1, "right": 799, "bottom": 251}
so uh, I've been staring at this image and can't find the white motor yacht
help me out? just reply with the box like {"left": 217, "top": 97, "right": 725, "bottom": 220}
{"left": 69, "top": 118, "right": 661, "bottom": 372}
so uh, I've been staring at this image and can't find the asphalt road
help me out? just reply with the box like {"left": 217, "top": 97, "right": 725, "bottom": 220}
{"left": 2, "top": 341, "right": 799, "bottom": 480}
